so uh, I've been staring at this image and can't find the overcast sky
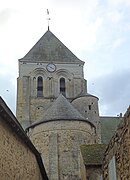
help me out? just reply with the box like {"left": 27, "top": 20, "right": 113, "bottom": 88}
{"left": 0, "top": 0, "right": 130, "bottom": 116}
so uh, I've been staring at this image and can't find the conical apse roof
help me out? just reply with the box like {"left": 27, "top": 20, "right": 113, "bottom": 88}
{"left": 20, "top": 30, "right": 84, "bottom": 64}
{"left": 29, "top": 94, "right": 94, "bottom": 128}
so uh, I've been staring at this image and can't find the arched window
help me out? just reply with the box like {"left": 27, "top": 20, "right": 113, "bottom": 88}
{"left": 37, "top": 76, "right": 43, "bottom": 97}
{"left": 60, "top": 78, "right": 66, "bottom": 96}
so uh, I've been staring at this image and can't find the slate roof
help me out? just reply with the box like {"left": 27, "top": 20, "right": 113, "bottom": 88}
{"left": 100, "top": 116, "right": 122, "bottom": 144}
{"left": 80, "top": 144, "right": 107, "bottom": 165}
{"left": 71, "top": 93, "right": 99, "bottom": 102}
{"left": 19, "top": 30, "right": 84, "bottom": 64}
{"left": 29, "top": 94, "right": 95, "bottom": 128}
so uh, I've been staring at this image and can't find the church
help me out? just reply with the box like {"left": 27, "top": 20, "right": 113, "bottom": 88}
{"left": 0, "top": 28, "right": 123, "bottom": 180}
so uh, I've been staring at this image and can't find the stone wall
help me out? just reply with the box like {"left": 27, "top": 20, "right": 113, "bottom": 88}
{"left": 28, "top": 120, "right": 96, "bottom": 180}
{"left": 80, "top": 144, "right": 106, "bottom": 180}
{"left": 17, "top": 61, "right": 87, "bottom": 129}
{"left": 103, "top": 106, "right": 130, "bottom": 179}
{"left": 85, "top": 166, "right": 102, "bottom": 180}
{"left": 0, "top": 116, "right": 43, "bottom": 180}
{"left": 72, "top": 95, "right": 101, "bottom": 142}
{"left": 80, "top": 151, "right": 87, "bottom": 180}
{"left": 18, "top": 61, "right": 86, "bottom": 101}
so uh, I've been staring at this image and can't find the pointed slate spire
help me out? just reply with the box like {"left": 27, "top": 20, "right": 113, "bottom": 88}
{"left": 19, "top": 30, "right": 84, "bottom": 64}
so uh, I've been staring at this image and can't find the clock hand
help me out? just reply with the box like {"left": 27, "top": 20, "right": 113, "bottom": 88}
{"left": 50, "top": 66, "right": 54, "bottom": 69}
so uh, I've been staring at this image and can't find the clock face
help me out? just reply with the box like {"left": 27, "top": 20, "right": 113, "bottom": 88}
{"left": 46, "top": 63, "right": 56, "bottom": 72}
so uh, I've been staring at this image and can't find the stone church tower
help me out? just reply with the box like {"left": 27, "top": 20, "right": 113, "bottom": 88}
{"left": 16, "top": 30, "right": 101, "bottom": 179}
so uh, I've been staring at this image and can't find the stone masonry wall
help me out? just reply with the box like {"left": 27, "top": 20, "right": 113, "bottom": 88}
{"left": 85, "top": 166, "right": 102, "bottom": 180}
{"left": 28, "top": 120, "right": 96, "bottom": 180}
{"left": 0, "top": 116, "right": 42, "bottom": 180}
{"left": 103, "top": 106, "right": 130, "bottom": 179}
{"left": 17, "top": 61, "right": 87, "bottom": 129}
{"left": 72, "top": 96, "right": 101, "bottom": 142}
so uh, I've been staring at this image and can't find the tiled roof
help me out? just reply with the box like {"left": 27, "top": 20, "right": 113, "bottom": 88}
{"left": 71, "top": 93, "right": 99, "bottom": 102}
{"left": 20, "top": 30, "right": 84, "bottom": 64}
{"left": 80, "top": 144, "right": 107, "bottom": 165}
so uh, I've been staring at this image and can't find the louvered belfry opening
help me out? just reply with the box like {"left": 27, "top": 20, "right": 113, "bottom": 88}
{"left": 60, "top": 78, "right": 66, "bottom": 96}
{"left": 37, "top": 76, "right": 43, "bottom": 97}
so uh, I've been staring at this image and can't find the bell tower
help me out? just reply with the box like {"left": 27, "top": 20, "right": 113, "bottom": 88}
{"left": 16, "top": 30, "right": 88, "bottom": 129}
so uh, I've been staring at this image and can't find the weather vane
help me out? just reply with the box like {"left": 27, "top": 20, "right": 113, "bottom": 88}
{"left": 47, "top": 9, "right": 51, "bottom": 30}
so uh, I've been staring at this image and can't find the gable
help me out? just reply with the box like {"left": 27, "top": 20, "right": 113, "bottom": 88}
{"left": 20, "top": 30, "right": 84, "bottom": 64}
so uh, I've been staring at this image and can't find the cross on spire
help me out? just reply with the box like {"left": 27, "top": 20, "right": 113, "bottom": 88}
{"left": 47, "top": 9, "right": 51, "bottom": 30}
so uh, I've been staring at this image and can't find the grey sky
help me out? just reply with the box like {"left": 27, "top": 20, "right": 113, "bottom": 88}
{"left": 0, "top": 0, "right": 130, "bottom": 116}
